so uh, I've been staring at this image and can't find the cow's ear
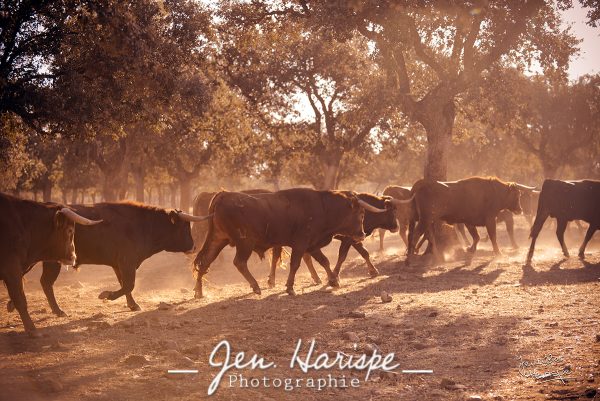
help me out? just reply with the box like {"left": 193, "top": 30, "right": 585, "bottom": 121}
{"left": 169, "top": 210, "right": 178, "bottom": 224}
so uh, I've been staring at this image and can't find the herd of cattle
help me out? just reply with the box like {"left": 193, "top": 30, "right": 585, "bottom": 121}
{"left": 1, "top": 177, "right": 599, "bottom": 336}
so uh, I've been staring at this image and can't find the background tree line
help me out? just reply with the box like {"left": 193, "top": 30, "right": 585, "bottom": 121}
{"left": 1, "top": 0, "right": 599, "bottom": 211}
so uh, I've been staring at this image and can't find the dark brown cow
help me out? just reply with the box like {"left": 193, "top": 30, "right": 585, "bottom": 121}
{"left": 193, "top": 188, "right": 377, "bottom": 297}
{"left": 267, "top": 192, "right": 400, "bottom": 287}
{"left": 406, "top": 177, "right": 523, "bottom": 264}
{"left": 526, "top": 179, "right": 600, "bottom": 264}
{"left": 40, "top": 202, "right": 207, "bottom": 313}
{"left": 378, "top": 185, "right": 412, "bottom": 251}
{"left": 0, "top": 193, "right": 101, "bottom": 335}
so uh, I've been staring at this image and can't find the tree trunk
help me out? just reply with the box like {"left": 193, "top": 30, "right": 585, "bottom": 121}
{"left": 61, "top": 189, "right": 68, "bottom": 204}
{"left": 421, "top": 100, "right": 455, "bottom": 181}
{"left": 415, "top": 91, "right": 456, "bottom": 182}
{"left": 178, "top": 175, "right": 193, "bottom": 212}
{"left": 42, "top": 179, "right": 52, "bottom": 202}
{"left": 319, "top": 152, "right": 342, "bottom": 190}
{"left": 158, "top": 185, "right": 165, "bottom": 206}
{"left": 132, "top": 164, "right": 145, "bottom": 202}
{"left": 33, "top": 190, "right": 38, "bottom": 201}
{"left": 169, "top": 183, "right": 178, "bottom": 208}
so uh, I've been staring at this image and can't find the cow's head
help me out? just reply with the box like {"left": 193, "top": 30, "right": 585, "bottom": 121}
{"left": 49, "top": 208, "right": 102, "bottom": 264}
{"left": 506, "top": 184, "right": 523, "bottom": 214}
{"left": 333, "top": 193, "right": 367, "bottom": 242}
{"left": 164, "top": 210, "right": 212, "bottom": 253}
{"left": 373, "top": 196, "right": 400, "bottom": 233}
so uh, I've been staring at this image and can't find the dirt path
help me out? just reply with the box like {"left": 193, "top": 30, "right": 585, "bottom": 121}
{"left": 1, "top": 228, "right": 599, "bottom": 401}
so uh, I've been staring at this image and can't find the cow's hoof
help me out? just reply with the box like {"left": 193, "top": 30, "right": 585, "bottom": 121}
{"left": 7, "top": 300, "right": 14, "bottom": 313}
{"left": 312, "top": 277, "right": 322, "bottom": 285}
{"left": 252, "top": 286, "right": 262, "bottom": 295}
{"left": 27, "top": 329, "right": 41, "bottom": 338}
{"left": 578, "top": 251, "right": 585, "bottom": 259}
{"left": 194, "top": 290, "right": 204, "bottom": 299}
{"left": 52, "top": 309, "right": 67, "bottom": 317}
{"left": 98, "top": 291, "right": 111, "bottom": 300}
{"left": 368, "top": 269, "right": 379, "bottom": 278}
{"left": 128, "top": 304, "right": 141, "bottom": 312}
{"left": 563, "top": 252, "right": 570, "bottom": 258}
{"left": 328, "top": 277, "right": 340, "bottom": 288}
{"left": 267, "top": 278, "right": 275, "bottom": 288}
{"left": 286, "top": 288, "right": 296, "bottom": 296}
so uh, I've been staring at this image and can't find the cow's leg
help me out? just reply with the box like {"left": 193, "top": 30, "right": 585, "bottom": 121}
{"left": 98, "top": 263, "right": 137, "bottom": 304}
{"left": 302, "top": 254, "right": 322, "bottom": 285}
{"left": 425, "top": 223, "right": 442, "bottom": 263}
{"left": 526, "top": 211, "right": 549, "bottom": 265}
{"left": 378, "top": 229, "right": 386, "bottom": 251}
{"left": 352, "top": 242, "right": 378, "bottom": 277}
{"left": 194, "top": 239, "right": 229, "bottom": 299}
{"left": 232, "top": 244, "right": 261, "bottom": 295}
{"left": 555, "top": 218, "right": 569, "bottom": 258}
{"left": 455, "top": 224, "right": 470, "bottom": 247}
{"left": 285, "top": 248, "right": 305, "bottom": 296}
{"left": 332, "top": 240, "right": 353, "bottom": 281}
{"left": 308, "top": 249, "right": 333, "bottom": 277}
{"left": 40, "top": 261, "right": 66, "bottom": 316}
{"left": 406, "top": 220, "right": 424, "bottom": 265}
{"left": 398, "top": 223, "right": 409, "bottom": 249}
{"left": 504, "top": 212, "right": 518, "bottom": 249}
{"left": 466, "top": 225, "right": 480, "bottom": 253}
{"left": 3, "top": 261, "right": 37, "bottom": 336}
{"left": 484, "top": 217, "right": 501, "bottom": 255}
{"left": 108, "top": 266, "right": 140, "bottom": 311}
{"left": 578, "top": 224, "right": 597, "bottom": 259}
{"left": 267, "top": 246, "right": 282, "bottom": 288}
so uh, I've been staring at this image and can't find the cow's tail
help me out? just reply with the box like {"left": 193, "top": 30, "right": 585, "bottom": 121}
{"left": 192, "top": 191, "right": 224, "bottom": 273}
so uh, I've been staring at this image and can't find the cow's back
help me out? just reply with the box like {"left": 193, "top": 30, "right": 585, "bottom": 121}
{"left": 539, "top": 179, "right": 600, "bottom": 224}
{"left": 383, "top": 185, "right": 412, "bottom": 200}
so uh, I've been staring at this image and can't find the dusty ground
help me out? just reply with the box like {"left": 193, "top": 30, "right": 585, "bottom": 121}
{"left": 1, "top": 221, "right": 599, "bottom": 401}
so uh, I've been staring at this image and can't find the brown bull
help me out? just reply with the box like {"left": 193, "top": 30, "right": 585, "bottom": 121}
{"left": 193, "top": 188, "right": 372, "bottom": 297}
{"left": 378, "top": 185, "right": 413, "bottom": 251}
{"left": 40, "top": 202, "right": 206, "bottom": 313}
{"left": 406, "top": 177, "right": 523, "bottom": 264}
{"left": 0, "top": 193, "right": 101, "bottom": 335}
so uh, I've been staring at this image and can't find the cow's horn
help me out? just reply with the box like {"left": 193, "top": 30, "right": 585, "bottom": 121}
{"left": 178, "top": 212, "right": 213, "bottom": 222}
{"left": 533, "top": 190, "right": 541, "bottom": 194}
{"left": 357, "top": 199, "right": 387, "bottom": 213}
{"left": 390, "top": 195, "right": 415, "bottom": 205}
{"left": 59, "top": 208, "right": 103, "bottom": 226}
{"left": 515, "top": 184, "right": 536, "bottom": 191}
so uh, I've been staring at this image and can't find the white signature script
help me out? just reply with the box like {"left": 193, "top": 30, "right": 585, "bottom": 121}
{"left": 518, "top": 355, "right": 573, "bottom": 383}
{"left": 207, "top": 339, "right": 399, "bottom": 395}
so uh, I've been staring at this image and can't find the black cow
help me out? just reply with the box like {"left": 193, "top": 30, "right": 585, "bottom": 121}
{"left": 526, "top": 179, "right": 600, "bottom": 264}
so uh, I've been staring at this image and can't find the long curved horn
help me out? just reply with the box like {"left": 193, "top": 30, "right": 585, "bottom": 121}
{"left": 390, "top": 195, "right": 415, "bottom": 205}
{"left": 533, "top": 190, "right": 541, "bottom": 194}
{"left": 59, "top": 208, "right": 103, "bottom": 226}
{"left": 178, "top": 212, "right": 213, "bottom": 222}
{"left": 357, "top": 199, "right": 387, "bottom": 213}
{"left": 515, "top": 183, "right": 536, "bottom": 191}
